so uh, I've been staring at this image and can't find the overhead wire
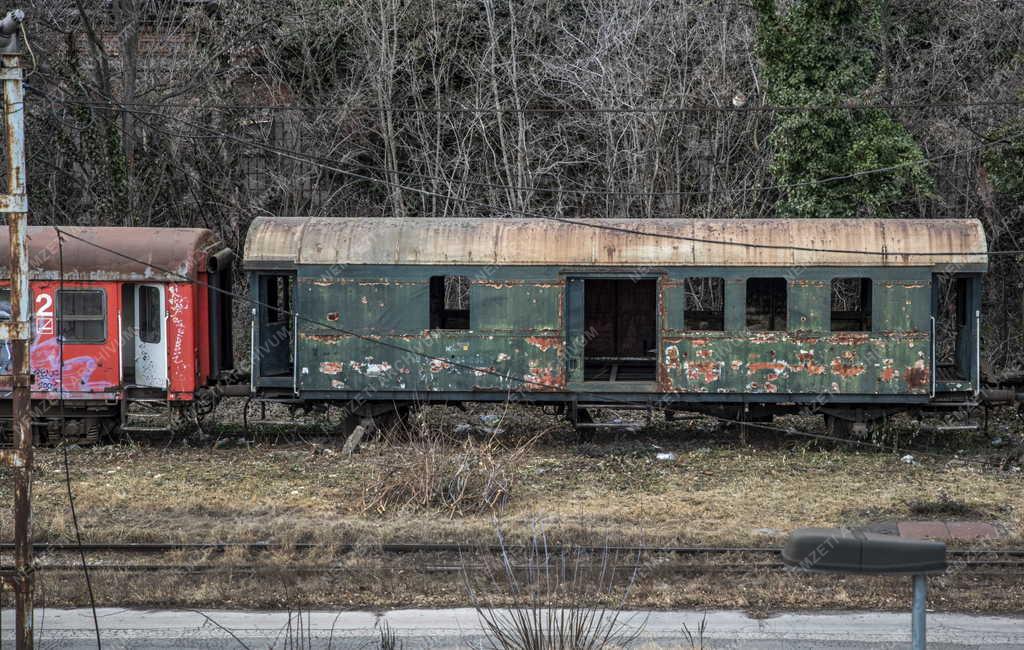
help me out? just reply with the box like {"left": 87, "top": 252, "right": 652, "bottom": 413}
{"left": 36, "top": 89, "right": 1024, "bottom": 201}
{"left": 35, "top": 95, "right": 1024, "bottom": 114}
{"left": 37, "top": 92, "right": 1024, "bottom": 258}
{"left": 56, "top": 229, "right": 102, "bottom": 650}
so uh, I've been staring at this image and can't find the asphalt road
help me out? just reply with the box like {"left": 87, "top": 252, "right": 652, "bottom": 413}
{"left": 2, "top": 607, "right": 1023, "bottom": 649}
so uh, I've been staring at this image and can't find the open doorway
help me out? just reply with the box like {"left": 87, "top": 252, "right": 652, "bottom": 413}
{"left": 256, "top": 273, "right": 295, "bottom": 379}
{"left": 583, "top": 278, "right": 657, "bottom": 382}
{"left": 933, "top": 274, "right": 978, "bottom": 384}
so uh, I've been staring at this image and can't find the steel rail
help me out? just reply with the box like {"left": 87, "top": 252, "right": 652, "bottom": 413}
{"left": 4, "top": 542, "right": 1024, "bottom": 557}
{"left": 7, "top": 561, "right": 1024, "bottom": 575}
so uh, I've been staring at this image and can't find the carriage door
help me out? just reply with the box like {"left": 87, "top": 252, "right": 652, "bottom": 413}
{"left": 255, "top": 273, "right": 295, "bottom": 380}
{"left": 134, "top": 284, "right": 168, "bottom": 389}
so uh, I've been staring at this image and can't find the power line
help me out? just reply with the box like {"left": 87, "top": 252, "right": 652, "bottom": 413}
{"left": 30, "top": 94, "right": 1024, "bottom": 114}
{"left": 109, "top": 100, "right": 1024, "bottom": 257}
{"left": 39, "top": 92, "right": 1024, "bottom": 238}
{"left": 55, "top": 230, "right": 102, "bottom": 650}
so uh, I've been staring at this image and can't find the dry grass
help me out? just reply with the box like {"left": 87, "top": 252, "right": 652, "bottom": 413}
{"left": 361, "top": 431, "right": 539, "bottom": 518}
{"left": 1, "top": 404, "right": 1023, "bottom": 612}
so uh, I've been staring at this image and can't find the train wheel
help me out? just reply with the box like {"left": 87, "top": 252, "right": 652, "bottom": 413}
{"left": 825, "top": 414, "right": 854, "bottom": 438}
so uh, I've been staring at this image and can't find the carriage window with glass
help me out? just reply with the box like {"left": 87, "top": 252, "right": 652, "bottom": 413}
{"left": 57, "top": 289, "right": 106, "bottom": 342}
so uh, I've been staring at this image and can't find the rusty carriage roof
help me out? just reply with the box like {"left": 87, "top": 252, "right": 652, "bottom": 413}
{"left": 244, "top": 217, "right": 988, "bottom": 270}
{"left": 0, "top": 226, "right": 224, "bottom": 282}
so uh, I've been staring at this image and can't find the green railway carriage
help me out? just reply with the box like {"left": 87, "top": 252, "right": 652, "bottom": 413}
{"left": 243, "top": 217, "right": 987, "bottom": 429}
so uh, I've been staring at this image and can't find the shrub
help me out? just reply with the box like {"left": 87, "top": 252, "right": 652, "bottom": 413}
{"left": 362, "top": 432, "right": 537, "bottom": 517}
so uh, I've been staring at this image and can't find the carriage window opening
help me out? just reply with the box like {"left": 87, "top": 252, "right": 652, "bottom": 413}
{"left": 430, "top": 275, "right": 470, "bottom": 330}
{"left": 265, "top": 275, "right": 291, "bottom": 325}
{"left": 57, "top": 289, "right": 106, "bottom": 342}
{"left": 139, "top": 285, "right": 162, "bottom": 344}
{"left": 934, "top": 273, "right": 967, "bottom": 371}
{"left": 0, "top": 288, "right": 9, "bottom": 321}
{"left": 746, "top": 278, "right": 787, "bottom": 331}
{"left": 684, "top": 277, "right": 724, "bottom": 331}
{"left": 831, "top": 278, "right": 872, "bottom": 332}
{"left": 257, "top": 274, "right": 294, "bottom": 378}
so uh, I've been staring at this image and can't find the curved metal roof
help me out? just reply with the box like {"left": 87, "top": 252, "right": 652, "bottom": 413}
{"left": 0, "top": 226, "right": 223, "bottom": 281}
{"left": 244, "top": 217, "right": 988, "bottom": 269}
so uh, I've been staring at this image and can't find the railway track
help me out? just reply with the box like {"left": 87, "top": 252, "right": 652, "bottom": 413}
{"left": 5, "top": 543, "right": 1024, "bottom": 578}
{"left": 3, "top": 541, "right": 1024, "bottom": 556}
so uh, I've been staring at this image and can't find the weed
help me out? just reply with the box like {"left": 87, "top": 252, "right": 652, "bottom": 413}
{"left": 377, "top": 620, "right": 402, "bottom": 650}
{"left": 681, "top": 611, "right": 710, "bottom": 649}
{"left": 466, "top": 530, "right": 645, "bottom": 650}
{"left": 362, "top": 430, "right": 539, "bottom": 517}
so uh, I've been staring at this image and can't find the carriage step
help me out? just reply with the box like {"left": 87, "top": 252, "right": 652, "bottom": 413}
{"left": 121, "top": 397, "right": 173, "bottom": 432}
{"left": 574, "top": 422, "right": 642, "bottom": 430}
{"left": 919, "top": 423, "right": 980, "bottom": 433}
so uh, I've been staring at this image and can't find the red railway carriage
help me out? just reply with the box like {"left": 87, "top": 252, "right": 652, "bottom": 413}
{"left": 1, "top": 226, "right": 234, "bottom": 440}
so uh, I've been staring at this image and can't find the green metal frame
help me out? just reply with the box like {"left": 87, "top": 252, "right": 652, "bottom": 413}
{"left": 249, "top": 263, "right": 982, "bottom": 408}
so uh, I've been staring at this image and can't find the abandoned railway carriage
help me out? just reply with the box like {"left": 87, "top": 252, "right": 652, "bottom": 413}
{"left": 244, "top": 217, "right": 988, "bottom": 432}
{"left": 0, "top": 227, "right": 234, "bottom": 440}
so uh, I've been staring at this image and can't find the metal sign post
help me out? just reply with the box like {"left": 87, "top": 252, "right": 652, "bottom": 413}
{"left": 782, "top": 527, "right": 947, "bottom": 650}
{"left": 0, "top": 8, "right": 31, "bottom": 649}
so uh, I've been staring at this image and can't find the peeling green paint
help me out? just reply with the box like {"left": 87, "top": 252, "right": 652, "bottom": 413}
{"left": 274, "top": 264, "right": 968, "bottom": 399}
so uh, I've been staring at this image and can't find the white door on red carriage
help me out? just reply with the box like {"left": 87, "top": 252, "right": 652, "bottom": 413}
{"left": 134, "top": 284, "right": 167, "bottom": 389}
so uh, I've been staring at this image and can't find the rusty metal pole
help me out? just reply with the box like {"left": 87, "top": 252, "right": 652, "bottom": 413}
{"left": 0, "top": 8, "right": 31, "bottom": 649}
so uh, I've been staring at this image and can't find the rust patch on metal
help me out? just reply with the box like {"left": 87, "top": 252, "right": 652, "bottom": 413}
{"left": 685, "top": 360, "right": 721, "bottom": 383}
{"left": 478, "top": 280, "right": 559, "bottom": 289}
{"left": 524, "top": 366, "right": 563, "bottom": 390}
{"left": 1, "top": 225, "right": 221, "bottom": 281}
{"left": 664, "top": 345, "right": 681, "bottom": 370}
{"left": 319, "top": 361, "right": 344, "bottom": 375}
{"left": 349, "top": 360, "right": 393, "bottom": 377}
{"left": 880, "top": 359, "right": 897, "bottom": 382}
{"left": 903, "top": 360, "right": 928, "bottom": 388}
{"left": 794, "top": 351, "right": 826, "bottom": 375}
{"left": 747, "top": 361, "right": 788, "bottom": 375}
{"left": 526, "top": 336, "right": 560, "bottom": 352}
{"left": 833, "top": 332, "right": 870, "bottom": 346}
{"left": 831, "top": 358, "right": 866, "bottom": 377}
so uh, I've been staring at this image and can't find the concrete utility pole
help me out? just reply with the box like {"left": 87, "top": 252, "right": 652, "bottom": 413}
{"left": 0, "top": 8, "right": 32, "bottom": 649}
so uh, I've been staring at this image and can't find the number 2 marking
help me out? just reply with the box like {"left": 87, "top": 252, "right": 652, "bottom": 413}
{"left": 35, "top": 293, "right": 53, "bottom": 317}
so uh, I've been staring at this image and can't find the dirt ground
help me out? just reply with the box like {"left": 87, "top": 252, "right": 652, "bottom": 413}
{"left": 2, "top": 404, "right": 1023, "bottom": 612}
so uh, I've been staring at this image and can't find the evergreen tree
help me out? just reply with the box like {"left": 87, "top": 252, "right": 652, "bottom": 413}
{"left": 753, "top": 0, "right": 932, "bottom": 217}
